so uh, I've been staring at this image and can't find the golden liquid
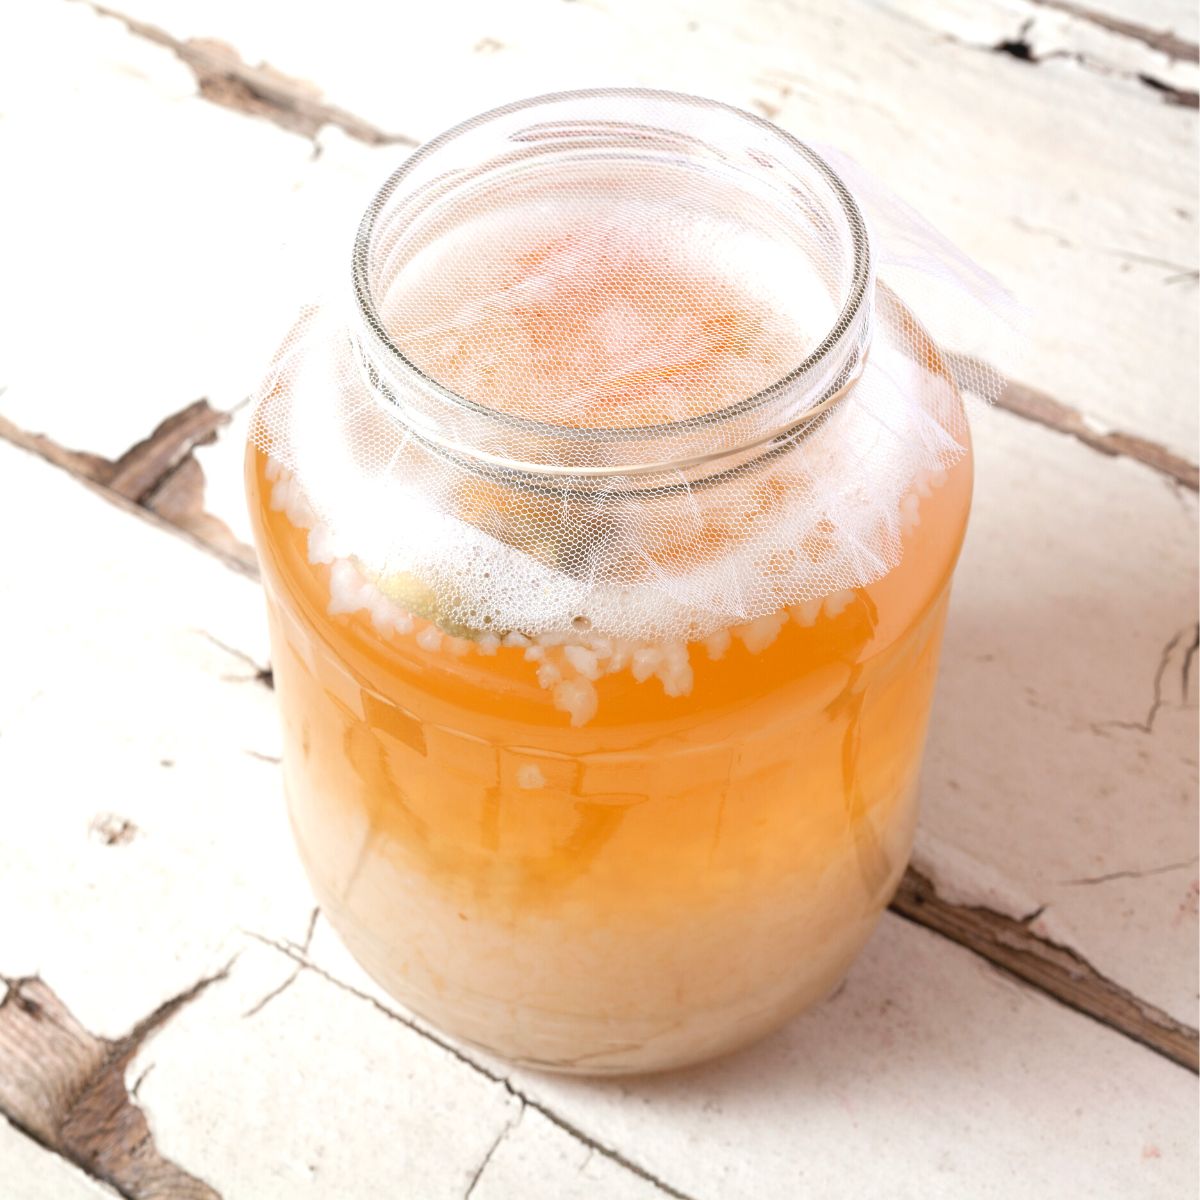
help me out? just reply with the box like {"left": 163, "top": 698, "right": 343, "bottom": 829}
{"left": 247, "top": 239, "right": 973, "bottom": 1073}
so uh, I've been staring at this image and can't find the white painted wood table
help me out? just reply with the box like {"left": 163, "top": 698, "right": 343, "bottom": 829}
{"left": 1, "top": 2, "right": 1196, "bottom": 1197}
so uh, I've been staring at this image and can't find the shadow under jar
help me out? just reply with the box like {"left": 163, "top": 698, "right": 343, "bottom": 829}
{"left": 246, "top": 90, "right": 974, "bottom": 1074}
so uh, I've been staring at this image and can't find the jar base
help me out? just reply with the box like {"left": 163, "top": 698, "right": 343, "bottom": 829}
{"left": 310, "top": 880, "right": 877, "bottom": 1077}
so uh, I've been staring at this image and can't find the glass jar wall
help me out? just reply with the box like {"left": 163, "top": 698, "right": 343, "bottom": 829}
{"left": 246, "top": 90, "right": 975, "bottom": 1074}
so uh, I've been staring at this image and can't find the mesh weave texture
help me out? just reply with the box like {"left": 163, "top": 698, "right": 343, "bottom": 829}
{"left": 250, "top": 90, "right": 1011, "bottom": 642}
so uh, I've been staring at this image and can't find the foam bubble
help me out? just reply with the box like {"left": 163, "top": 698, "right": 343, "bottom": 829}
{"left": 262, "top": 185, "right": 966, "bottom": 647}
{"left": 263, "top": 455, "right": 949, "bottom": 725}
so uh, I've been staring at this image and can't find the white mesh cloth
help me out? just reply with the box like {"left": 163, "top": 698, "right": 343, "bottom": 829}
{"left": 250, "top": 89, "right": 1015, "bottom": 643}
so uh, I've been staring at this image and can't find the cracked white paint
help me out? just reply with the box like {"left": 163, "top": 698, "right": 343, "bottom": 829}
{"left": 7, "top": 0, "right": 1190, "bottom": 1031}
{"left": 128, "top": 948, "right": 525, "bottom": 1200}
{"left": 295, "top": 893, "right": 1198, "bottom": 1199}
{"left": 0, "top": 1, "right": 1198, "bottom": 1194}
{"left": 60, "top": 0, "right": 1200, "bottom": 463}
{"left": 0, "top": 0, "right": 390, "bottom": 459}
{"left": 875, "top": 0, "right": 1199, "bottom": 90}
{"left": 0, "top": 439, "right": 311, "bottom": 1037}
{"left": 0, "top": 1121, "right": 119, "bottom": 1200}
{"left": 467, "top": 1107, "right": 673, "bottom": 1200}
{"left": 910, "top": 830, "right": 1047, "bottom": 923}
{"left": 1052, "top": 0, "right": 1199, "bottom": 44}
{"left": 502, "top": 916, "right": 1198, "bottom": 1199}
{"left": 923, "top": 402, "right": 1199, "bottom": 1023}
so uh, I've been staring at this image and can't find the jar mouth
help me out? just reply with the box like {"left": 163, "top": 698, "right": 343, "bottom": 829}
{"left": 350, "top": 87, "right": 872, "bottom": 457}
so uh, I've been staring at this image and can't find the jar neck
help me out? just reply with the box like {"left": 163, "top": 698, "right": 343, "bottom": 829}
{"left": 348, "top": 89, "right": 873, "bottom": 491}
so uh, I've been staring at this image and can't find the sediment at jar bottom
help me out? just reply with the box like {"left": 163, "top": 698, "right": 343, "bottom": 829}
{"left": 263, "top": 590, "right": 938, "bottom": 1072}
{"left": 292, "top": 776, "right": 918, "bottom": 1075}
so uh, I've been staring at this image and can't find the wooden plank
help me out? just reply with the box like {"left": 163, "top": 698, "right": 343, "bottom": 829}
{"left": 66, "top": 0, "right": 1199, "bottom": 463}
{"left": 1, "top": 1, "right": 1196, "bottom": 1053}
{"left": 879, "top": 1, "right": 1198, "bottom": 86}
{"left": 0, "top": 0, "right": 371, "bottom": 458}
{"left": 0, "top": 1118, "right": 121, "bottom": 1200}
{"left": 0, "top": 1, "right": 1196, "bottom": 1187}
{"left": 90, "top": 3, "right": 418, "bottom": 147}
{"left": 466, "top": 1107, "right": 675, "bottom": 1200}
{"left": 892, "top": 869, "right": 1198, "bottom": 1070}
{"left": 2, "top": 0, "right": 1196, "bottom": 472}
{"left": 1031, "top": 0, "right": 1198, "bottom": 50}
{"left": 9, "top": 363, "right": 1195, "bottom": 1053}
{"left": 105, "top": 401, "right": 230, "bottom": 503}
{"left": 0, "top": 439, "right": 298, "bottom": 1038}
{"left": 971, "top": 363, "right": 1199, "bottom": 491}
{"left": 0, "top": 440, "right": 675, "bottom": 1200}
{"left": 0, "top": 373, "right": 1195, "bottom": 1199}
{"left": 301, "top": 901, "right": 1199, "bottom": 1199}
{"left": 0, "top": 975, "right": 224, "bottom": 1199}
{"left": 123, "top": 957, "right": 529, "bottom": 1200}
{"left": 919, "top": 401, "right": 1198, "bottom": 1029}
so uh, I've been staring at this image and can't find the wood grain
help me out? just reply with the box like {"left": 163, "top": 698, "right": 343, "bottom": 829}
{"left": 952, "top": 357, "right": 1200, "bottom": 491}
{"left": 0, "top": 974, "right": 227, "bottom": 1199}
{"left": 891, "top": 867, "right": 1199, "bottom": 1072}
{"left": 88, "top": 3, "right": 417, "bottom": 148}
{"left": 106, "top": 400, "right": 229, "bottom": 504}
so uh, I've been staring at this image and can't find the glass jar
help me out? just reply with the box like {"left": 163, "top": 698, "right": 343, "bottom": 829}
{"left": 246, "top": 90, "right": 974, "bottom": 1074}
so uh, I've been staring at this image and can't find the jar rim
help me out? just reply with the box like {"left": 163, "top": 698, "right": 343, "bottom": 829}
{"left": 350, "top": 87, "right": 872, "bottom": 450}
